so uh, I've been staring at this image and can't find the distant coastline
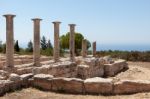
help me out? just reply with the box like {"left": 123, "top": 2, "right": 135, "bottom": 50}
{"left": 97, "top": 44, "right": 150, "bottom": 51}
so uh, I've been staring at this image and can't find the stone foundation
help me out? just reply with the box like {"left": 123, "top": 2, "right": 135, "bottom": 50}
{"left": 0, "top": 56, "right": 133, "bottom": 96}
{"left": 1, "top": 73, "right": 150, "bottom": 96}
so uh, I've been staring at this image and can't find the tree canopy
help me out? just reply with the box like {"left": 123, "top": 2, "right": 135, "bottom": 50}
{"left": 60, "top": 32, "right": 91, "bottom": 55}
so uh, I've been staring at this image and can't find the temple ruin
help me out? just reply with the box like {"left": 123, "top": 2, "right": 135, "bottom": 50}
{"left": 1, "top": 14, "right": 150, "bottom": 96}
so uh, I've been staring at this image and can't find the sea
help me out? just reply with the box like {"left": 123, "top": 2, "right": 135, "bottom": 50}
{"left": 96, "top": 44, "right": 150, "bottom": 51}
{"left": 21, "top": 43, "right": 150, "bottom": 52}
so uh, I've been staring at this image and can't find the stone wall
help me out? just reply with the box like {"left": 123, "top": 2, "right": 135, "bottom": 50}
{"left": 1, "top": 73, "right": 150, "bottom": 96}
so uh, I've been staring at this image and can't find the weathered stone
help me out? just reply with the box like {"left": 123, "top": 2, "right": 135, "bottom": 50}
{"left": 34, "top": 74, "right": 53, "bottom": 80}
{"left": 8, "top": 73, "right": 21, "bottom": 82}
{"left": 0, "top": 80, "right": 13, "bottom": 95}
{"left": 3, "top": 14, "right": 16, "bottom": 68}
{"left": 92, "top": 41, "right": 96, "bottom": 57}
{"left": 0, "top": 70, "right": 9, "bottom": 78}
{"left": 114, "top": 80, "right": 150, "bottom": 94}
{"left": 20, "top": 73, "right": 33, "bottom": 81}
{"left": 16, "top": 67, "right": 33, "bottom": 75}
{"left": 69, "top": 24, "right": 76, "bottom": 61}
{"left": 33, "top": 74, "right": 53, "bottom": 91}
{"left": 53, "top": 21, "right": 61, "bottom": 62}
{"left": 84, "top": 77, "right": 113, "bottom": 94}
{"left": 82, "top": 39, "right": 87, "bottom": 57}
{"left": 20, "top": 73, "right": 33, "bottom": 87}
{"left": 32, "top": 18, "right": 42, "bottom": 66}
{"left": 104, "top": 59, "right": 128, "bottom": 77}
{"left": 51, "top": 77, "right": 84, "bottom": 94}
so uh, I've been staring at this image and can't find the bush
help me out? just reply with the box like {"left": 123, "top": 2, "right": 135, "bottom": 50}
{"left": 97, "top": 50, "right": 150, "bottom": 62}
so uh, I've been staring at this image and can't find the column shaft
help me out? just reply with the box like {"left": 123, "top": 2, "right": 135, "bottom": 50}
{"left": 92, "top": 41, "right": 96, "bottom": 56}
{"left": 69, "top": 24, "right": 76, "bottom": 61}
{"left": 82, "top": 39, "right": 87, "bottom": 57}
{"left": 3, "top": 14, "right": 16, "bottom": 68}
{"left": 53, "top": 21, "right": 61, "bottom": 62}
{"left": 32, "top": 18, "right": 42, "bottom": 66}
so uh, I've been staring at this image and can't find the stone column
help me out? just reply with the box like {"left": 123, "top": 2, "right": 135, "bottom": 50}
{"left": 3, "top": 14, "right": 16, "bottom": 68}
{"left": 82, "top": 39, "right": 87, "bottom": 57}
{"left": 32, "top": 18, "right": 42, "bottom": 66}
{"left": 69, "top": 24, "right": 76, "bottom": 61}
{"left": 53, "top": 21, "right": 61, "bottom": 62}
{"left": 92, "top": 41, "right": 96, "bottom": 57}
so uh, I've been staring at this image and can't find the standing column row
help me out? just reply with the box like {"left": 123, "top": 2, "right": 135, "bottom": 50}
{"left": 2, "top": 14, "right": 78, "bottom": 70}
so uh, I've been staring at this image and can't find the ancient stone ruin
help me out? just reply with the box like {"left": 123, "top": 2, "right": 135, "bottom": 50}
{"left": 1, "top": 14, "right": 150, "bottom": 96}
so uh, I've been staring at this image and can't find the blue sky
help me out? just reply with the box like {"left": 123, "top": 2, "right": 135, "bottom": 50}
{"left": 0, "top": 0, "right": 150, "bottom": 48}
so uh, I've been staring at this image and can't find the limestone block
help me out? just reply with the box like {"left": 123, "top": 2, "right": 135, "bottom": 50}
{"left": 16, "top": 67, "right": 33, "bottom": 75}
{"left": 20, "top": 73, "right": 33, "bottom": 87}
{"left": 114, "top": 80, "right": 150, "bottom": 94}
{"left": 20, "top": 73, "right": 33, "bottom": 81}
{"left": 84, "top": 77, "right": 113, "bottom": 94}
{"left": 33, "top": 74, "right": 53, "bottom": 91}
{"left": 77, "top": 65, "right": 90, "bottom": 79}
{"left": 9, "top": 73, "right": 21, "bottom": 82}
{"left": 104, "top": 59, "right": 128, "bottom": 76}
{"left": 0, "top": 80, "right": 13, "bottom": 95}
{"left": 51, "top": 77, "right": 84, "bottom": 94}
{"left": 0, "top": 70, "right": 9, "bottom": 78}
{"left": 34, "top": 74, "right": 53, "bottom": 80}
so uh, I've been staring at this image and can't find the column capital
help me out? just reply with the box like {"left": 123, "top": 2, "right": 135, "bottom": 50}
{"left": 52, "top": 21, "right": 61, "bottom": 24}
{"left": 68, "top": 24, "right": 76, "bottom": 27}
{"left": 3, "top": 14, "right": 16, "bottom": 18}
{"left": 32, "top": 18, "right": 42, "bottom": 21}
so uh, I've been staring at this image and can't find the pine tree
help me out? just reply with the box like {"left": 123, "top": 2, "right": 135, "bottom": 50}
{"left": 47, "top": 39, "right": 53, "bottom": 49}
{"left": 0, "top": 41, "right": 2, "bottom": 52}
{"left": 26, "top": 40, "right": 33, "bottom": 52}
{"left": 41, "top": 36, "right": 47, "bottom": 50}
{"left": 14, "top": 40, "right": 20, "bottom": 52}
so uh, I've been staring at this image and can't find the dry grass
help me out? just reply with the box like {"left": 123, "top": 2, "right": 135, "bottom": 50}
{"left": 1, "top": 88, "right": 150, "bottom": 99}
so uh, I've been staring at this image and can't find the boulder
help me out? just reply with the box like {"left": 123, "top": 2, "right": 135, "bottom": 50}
{"left": 84, "top": 77, "right": 113, "bottom": 94}
{"left": 51, "top": 77, "right": 84, "bottom": 94}
{"left": 114, "top": 80, "right": 150, "bottom": 94}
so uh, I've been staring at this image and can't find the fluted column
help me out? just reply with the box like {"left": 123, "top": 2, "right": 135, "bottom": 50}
{"left": 3, "top": 14, "right": 16, "bottom": 68}
{"left": 92, "top": 41, "right": 96, "bottom": 57}
{"left": 53, "top": 21, "right": 61, "bottom": 62}
{"left": 69, "top": 24, "right": 76, "bottom": 61}
{"left": 32, "top": 18, "right": 42, "bottom": 66}
{"left": 82, "top": 39, "right": 87, "bottom": 57}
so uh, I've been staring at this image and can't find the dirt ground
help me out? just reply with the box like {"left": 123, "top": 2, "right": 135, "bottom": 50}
{"left": 1, "top": 62, "right": 150, "bottom": 99}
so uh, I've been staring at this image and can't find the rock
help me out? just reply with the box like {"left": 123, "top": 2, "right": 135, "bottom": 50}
{"left": 9, "top": 73, "right": 21, "bottom": 82}
{"left": 34, "top": 74, "right": 53, "bottom": 80}
{"left": 51, "top": 77, "right": 84, "bottom": 94}
{"left": 20, "top": 73, "right": 33, "bottom": 81}
{"left": 0, "top": 70, "right": 9, "bottom": 77}
{"left": 33, "top": 74, "right": 53, "bottom": 91}
{"left": 104, "top": 59, "right": 128, "bottom": 77}
{"left": 0, "top": 80, "right": 13, "bottom": 95}
{"left": 84, "top": 77, "right": 113, "bottom": 94}
{"left": 114, "top": 80, "right": 150, "bottom": 94}
{"left": 20, "top": 73, "right": 33, "bottom": 87}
